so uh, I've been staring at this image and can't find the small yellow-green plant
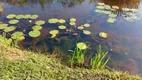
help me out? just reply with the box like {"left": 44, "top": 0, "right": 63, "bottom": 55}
{"left": 69, "top": 42, "right": 88, "bottom": 67}
{"left": 90, "top": 45, "right": 110, "bottom": 69}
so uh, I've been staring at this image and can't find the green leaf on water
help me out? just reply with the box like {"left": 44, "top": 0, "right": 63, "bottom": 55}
{"left": 28, "top": 30, "right": 41, "bottom": 38}
{"left": 4, "top": 26, "right": 16, "bottom": 32}
{"left": 9, "top": 20, "right": 19, "bottom": 24}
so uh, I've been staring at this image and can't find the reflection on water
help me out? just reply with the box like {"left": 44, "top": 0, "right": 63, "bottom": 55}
{"left": 0, "top": 0, "right": 142, "bottom": 75}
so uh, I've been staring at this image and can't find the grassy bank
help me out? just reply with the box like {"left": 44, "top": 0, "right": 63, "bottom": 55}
{"left": 0, "top": 45, "right": 141, "bottom": 80}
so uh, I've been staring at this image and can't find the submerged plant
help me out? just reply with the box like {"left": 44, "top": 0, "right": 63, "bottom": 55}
{"left": 90, "top": 45, "right": 110, "bottom": 69}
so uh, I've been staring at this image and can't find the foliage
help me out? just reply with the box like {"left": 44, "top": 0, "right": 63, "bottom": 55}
{"left": 69, "top": 42, "right": 88, "bottom": 67}
{"left": 90, "top": 45, "right": 110, "bottom": 69}
{"left": 0, "top": 45, "right": 141, "bottom": 80}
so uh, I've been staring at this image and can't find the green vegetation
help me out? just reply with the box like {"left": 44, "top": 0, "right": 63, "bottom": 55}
{"left": 0, "top": 44, "right": 142, "bottom": 80}
{"left": 90, "top": 45, "right": 110, "bottom": 69}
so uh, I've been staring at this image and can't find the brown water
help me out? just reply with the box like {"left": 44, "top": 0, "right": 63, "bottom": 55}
{"left": 0, "top": 0, "right": 142, "bottom": 75}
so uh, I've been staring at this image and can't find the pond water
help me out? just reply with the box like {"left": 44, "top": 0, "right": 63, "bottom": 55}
{"left": 0, "top": 0, "right": 142, "bottom": 75}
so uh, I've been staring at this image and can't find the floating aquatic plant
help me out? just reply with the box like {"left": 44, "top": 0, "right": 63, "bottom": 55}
{"left": 48, "top": 18, "right": 59, "bottom": 24}
{"left": 96, "top": 6, "right": 105, "bottom": 9}
{"left": 84, "top": 23, "right": 90, "bottom": 27}
{"left": 35, "top": 20, "right": 45, "bottom": 25}
{"left": 83, "top": 30, "right": 91, "bottom": 35}
{"left": 69, "top": 22, "right": 76, "bottom": 26}
{"left": 107, "top": 18, "right": 116, "bottom": 23}
{"left": 16, "top": 15, "right": 24, "bottom": 19}
{"left": 28, "top": 30, "right": 41, "bottom": 38}
{"left": 9, "top": 20, "right": 19, "bottom": 24}
{"left": 112, "top": 6, "right": 119, "bottom": 9}
{"left": 11, "top": 31, "right": 24, "bottom": 39}
{"left": 70, "top": 18, "right": 76, "bottom": 22}
{"left": 0, "top": 24, "right": 8, "bottom": 29}
{"left": 77, "top": 26, "right": 84, "bottom": 30}
{"left": 109, "top": 14, "right": 117, "bottom": 18}
{"left": 58, "top": 19, "right": 66, "bottom": 24}
{"left": 99, "top": 32, "right": 108, "bottom": 38}
{"left": 4, "top": 26, "right": 16, "bottom": 32}
{"left": 6, "top": 14, "right": 16, "bottom": 19}
{"left": 58, "top": 25, "right": 66, "bottom": 29}
{"left": 98, "top": 2, "right": 105, "bottom": 6}
{"left": 49, "top": 29, "right": 59, "bottom": 38}
{"left": 77, "top": 42, "right": 87, "bottom": 50}
{"left": 32, "top": 25, "right": 42, "bottom": 30}
{"left": 24, "top": 14, "right": 31, "bottom": 19}
{"left": 30, "top": 14, "right": 38, "bottom": 19}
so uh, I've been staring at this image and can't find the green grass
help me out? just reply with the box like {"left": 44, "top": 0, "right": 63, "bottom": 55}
{"left": 90, "top": 45, "right": 110, "bottom": 69}
{"left": 0, "top": 45, "right": 142, "bottom": 80}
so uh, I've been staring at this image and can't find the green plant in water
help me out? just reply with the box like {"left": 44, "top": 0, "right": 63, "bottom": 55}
{"left": 69, "top": 42, "right": 88, "bottom": 67}
{"left": 90, "top": 45, "right": 110, "bottom": 70}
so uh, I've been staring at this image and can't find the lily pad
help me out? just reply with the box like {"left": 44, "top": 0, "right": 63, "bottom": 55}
{"left": 84, "top": 23, "right": 90, "bottom": 27}
{"left": 99, "top": 32, "right": 108, "bottom": 38}
{"left": 4, "top": 26, "right": 16, "bottom": 32}
{"left": 95, "top": 10, "right": 104, "bottom": 13}
{"left": 49, "top": 30, "right": 59, "bottom": 35}
{"left": 59, "top": 19, "right": 66, "bottom": 24}
{"left": 70, "top": 18, "right": 76, "bottom": 22}
{"left": 83, "top": 30, "right": 91, "bottom": 35}
{"left": 122, "top": 8, "right": 130, "bottom": 11}
{"left": 112, "top": 6, "right": 119, "bottom": 9}
{"left": 24, "top": 14, "right": 31, "bottom": 19}
{"left": 104, "top": 5, "right": 111, "bottom": 10}
{"left": 11, "top": 31, "right": 24, "bottom": 39}
{"left": 35, "top": 20, "right": 45, "bottom": 25}
{"left": 32, "top": 25, "right": 42, "bottom": 30}
{"left": 96, "top": 6, "right": 105, "bottom": 9}
{"left": 29, "top": 30, "right": 41, "bottom": 37}
{"left": 77, "top": 42, "right": 87, "bottom": 50}
{"left": 98, "top": 2, "right": 105, "bottom": 6}
{"left": 103, "top": 11, "right": 111, "bottom": 14}
{"left": 58, "top": 25, "right": 66, "bottom": 29}
{"left": 0, "top": 24, "right": 8, "bottom": 29}
{"left": 6, "top": 14, "right": 16, "bottom": 19}
{"left": 109, "top": 14, "right": 117, "bottom": 18}
{"left": 9, "top": 20, "right": 19, "bottom": 24}
{"left": 19, "top": 36, "right": 25, "bottom": 41}
{"left": 30, "top": 14, "right": 38, "bottom": 19}
{"left": 16, "top": 15, "right": 24, "bottom": 19}
{"left": 69, "top": 22, "right": 76, "bottom": 26}
{"left": 77, "top": 26, "right": 84, "bottom": 30}
{"left": 48, "top": 18, "right": 59, "bottom": 24}
{"left": 107, "top": 18, "right": 116, "bottom": 23}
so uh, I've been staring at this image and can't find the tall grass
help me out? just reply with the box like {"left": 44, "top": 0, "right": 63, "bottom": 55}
{"left": 90, "top": 45, "right": 110, "bottom": 69}
{"left": 69, "top": 44, "right": 88, "bottom": 67}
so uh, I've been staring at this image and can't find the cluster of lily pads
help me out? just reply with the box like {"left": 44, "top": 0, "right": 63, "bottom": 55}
{"left": 95, "top": 2, "right": 141, "bottom": 23}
